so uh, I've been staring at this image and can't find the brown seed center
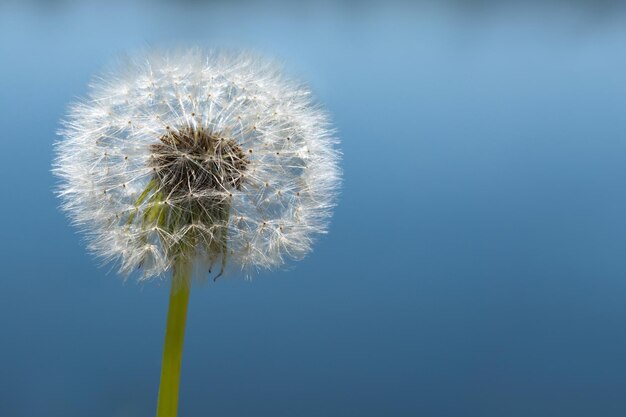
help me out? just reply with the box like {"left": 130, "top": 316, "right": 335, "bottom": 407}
{"left": 149, "top": 127, "right": 249, "bottom": 197}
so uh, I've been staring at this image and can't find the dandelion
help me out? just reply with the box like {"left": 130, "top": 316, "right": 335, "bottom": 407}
{"left": 53, "top": 49, "right": 340, "bottom": 417}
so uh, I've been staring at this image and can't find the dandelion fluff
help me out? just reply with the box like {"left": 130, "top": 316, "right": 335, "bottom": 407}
{"left": 54, "top": 49, "right": 341, "bottom": 281}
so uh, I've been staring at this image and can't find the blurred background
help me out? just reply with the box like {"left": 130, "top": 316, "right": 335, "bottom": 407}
{"left": 2, "top": 1, "right": 626, "bottom": 416}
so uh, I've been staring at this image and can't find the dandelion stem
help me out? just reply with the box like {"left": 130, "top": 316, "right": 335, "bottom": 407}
{"left": 156, "top": 259, "right": 192, "bottom": 417}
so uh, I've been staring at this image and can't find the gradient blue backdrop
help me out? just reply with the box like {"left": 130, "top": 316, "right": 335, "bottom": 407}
{"left": 2, "top": 2, "right": 626, "bottom": 416}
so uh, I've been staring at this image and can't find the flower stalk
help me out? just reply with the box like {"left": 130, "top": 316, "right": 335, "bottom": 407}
{"left": 156, "top": 258, "right": 192, "bottom": 417}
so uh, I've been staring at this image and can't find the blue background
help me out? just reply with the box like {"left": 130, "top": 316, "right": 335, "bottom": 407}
{"left": 2, "top": 1, "right": 626, "bottom": 416}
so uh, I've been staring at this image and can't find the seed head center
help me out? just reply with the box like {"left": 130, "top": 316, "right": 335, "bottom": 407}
{"left": 150, "top": 127, "right": 249, "bottom": 197}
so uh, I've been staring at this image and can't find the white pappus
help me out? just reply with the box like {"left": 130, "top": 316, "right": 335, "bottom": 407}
{"left": 54, "top": 49, "right": 341, "bottom": 281}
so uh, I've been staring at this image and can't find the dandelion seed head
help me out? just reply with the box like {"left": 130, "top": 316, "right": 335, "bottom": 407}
{"left": 54, "top": 48, "right": 341, "bottom": 281}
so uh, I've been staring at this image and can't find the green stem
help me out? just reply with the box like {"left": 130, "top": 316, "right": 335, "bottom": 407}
{"left": 156, "top": 259, "right": 192, "bottom": 417}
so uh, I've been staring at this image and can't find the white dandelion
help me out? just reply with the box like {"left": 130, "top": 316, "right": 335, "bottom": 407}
{"left": 53, "top": 48, "right": 341, "bottom": 417}
{"left": 54, "top": 49, "right": 340, "bottom": 281}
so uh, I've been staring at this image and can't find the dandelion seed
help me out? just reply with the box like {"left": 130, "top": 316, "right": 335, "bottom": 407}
{"left": 53, "top": 48, "right": 341, "bottom": 417}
